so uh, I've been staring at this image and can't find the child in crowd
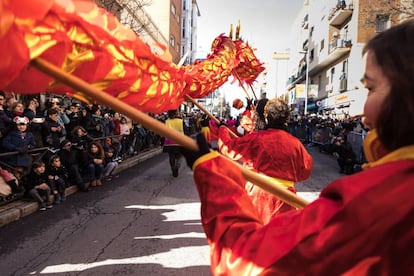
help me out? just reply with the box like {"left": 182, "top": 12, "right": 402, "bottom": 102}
{"left": 119, "top": 116, "right": 131, "bottom": 158}
{"left": 1, "top": 116, "right": 36, "bottom": 178}
{"left": 102, "top": 147, "right": 119, "bottom": 181}
{"left": 47, "top": 155, "right": 68, "bottom": 204}
{"left": 87, "top": 141, "right": 104, "bottom": 186}
{"left": 25, "top": 161, "right": 53, "bottom": 211}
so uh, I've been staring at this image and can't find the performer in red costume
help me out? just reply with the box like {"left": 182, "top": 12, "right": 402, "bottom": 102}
{"left": 181, "top": 20, "right": 414, "bottom": 275}
{"left": 218, "top": 98, "right": 313, "bottom": 223}
{"left": 237, "top": 98, "right": 256, "bottom": 135}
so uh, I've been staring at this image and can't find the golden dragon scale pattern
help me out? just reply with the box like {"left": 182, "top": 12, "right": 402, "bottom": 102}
{"left": 0, "top": 0, "right": 264, "bottom": 113}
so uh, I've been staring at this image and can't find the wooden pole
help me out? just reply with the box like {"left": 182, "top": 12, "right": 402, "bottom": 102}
{"left": 232, "top": 71, "right": 252, "bottom": 100}
{"left": 31, "top": 57, "right": 308, "bottom": 208}
{"left": 31, "top": 58, "right": 199, "bottom": 152}
{"left": 185, "top": 95, "right": 238, "bottom": 138}
{"left": 249, "top": 84, "right": 258, "bottom": 101}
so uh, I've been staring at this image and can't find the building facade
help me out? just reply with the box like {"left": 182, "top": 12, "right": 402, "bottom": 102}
{"left": 181, "top": 0, "right": 201, "bottom": 65}
{"left": 94, "top": 0, "right": 169, "bottom": 55}
{"left": 286, "top": 0, "right": 408, "bottom": 118}
{"left": 94, "top": 0, "right": 201, "bottom": 113}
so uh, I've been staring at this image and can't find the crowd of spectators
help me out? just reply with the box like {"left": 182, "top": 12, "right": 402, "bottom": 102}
{"left": 0, "top": 91, "right": 367, "bottom": 208}
{"left": 0, "top": 91, "right": 163, "bottom": 208}
{"left": 287, "top": 113, "right": 367, "bottom": 174}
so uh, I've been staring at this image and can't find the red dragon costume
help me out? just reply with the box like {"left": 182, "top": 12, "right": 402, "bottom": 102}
{"left": 191, "top": 130, "right": 414, "bottom": 275}
{"left": 218, "top": 99, "right": 313, "bottom": 223}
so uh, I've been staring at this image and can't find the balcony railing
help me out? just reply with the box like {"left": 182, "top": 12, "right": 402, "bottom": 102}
{"left": 328, "top": 37, "right": 352, "bottom": 54}
{"left": 328, "top": 1, "right": 354, "bottom": 27}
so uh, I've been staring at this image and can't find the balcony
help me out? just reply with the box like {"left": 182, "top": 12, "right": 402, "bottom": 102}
{"left": 307, "top": 37, "right": 351, "bottom": 77}
{"left": 328, "top": 1, "right": 354, "bottom": 27}
{"left": 328, "top": 37, "right": 352, "bottom": 54}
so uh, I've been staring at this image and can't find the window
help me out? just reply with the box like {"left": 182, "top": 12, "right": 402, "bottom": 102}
{"left": 170, "top": 35, "right": 175, "bottom": 47}
{"left": 171, "top": 4, "right": 176, "bottom": 15}
{"left": 376, "top": 14, "right": 390, "bottom": 32}
{"left": 318, "top": 75, "right": 322, "bottom": 92}
{"left": 330, "top": 67, "right": 335, "bottom": 82}
{"left": 342, "top": 60, "right": 348, "bottom": 73}
{"left": 339, "top": 60, "right": 348, "bottom": 92}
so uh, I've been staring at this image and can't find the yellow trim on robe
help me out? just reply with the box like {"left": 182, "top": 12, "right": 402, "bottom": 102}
{"left": 362, "top": 129, "right": 414, "bottom": 169}
{"left": 363, "top": 145, "right": 414, "bottom": 169}
{"left": 193, "top": 151, "right": 295, "bottom": 188}
{"left": 193, "top": 151, "right": 220, "bottom": 171}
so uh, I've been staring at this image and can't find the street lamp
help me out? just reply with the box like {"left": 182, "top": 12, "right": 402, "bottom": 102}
{"left": 298, "top": 49, "right": 310, "bottom": 116}
{"left": 304, "top": 47, "right": 310, "bottom": 116}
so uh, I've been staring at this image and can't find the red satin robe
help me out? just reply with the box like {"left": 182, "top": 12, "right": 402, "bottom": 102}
{"left": 218, "top": 127, "right": 313, "bottom": 223}
{"left": 192, "top": 152, "right": 414, "bottom": 275}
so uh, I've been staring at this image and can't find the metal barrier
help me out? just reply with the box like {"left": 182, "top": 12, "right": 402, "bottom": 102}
{"left": 312, "top": 127, "right": 332, "bottom": 145}
{"left": 289, "top": 125, "right": 332, "bottom": 145}
{"left": 0, "top": 131, "right": 158, "bottom": 205}
{"left": 347, "top": 131, "right": 366, "bottom": 163}
{"left": 289, "top": 125, "right": 307, "bottom": 142}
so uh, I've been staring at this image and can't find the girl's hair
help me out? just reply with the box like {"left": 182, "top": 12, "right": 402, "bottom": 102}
{"left": 32, "top": 160, "right": 45, "bottom": 169}
{"left": 89, "top": 141, "right": 104, "bottom": 159}
{"left": 362, "top": 20, "right": 414, "bottom": 151}
{"left": 167, "top": 109, "right": 178, "bottom": 119}
{"left": 71, "top": 125, "right": 87, "bottom": 136}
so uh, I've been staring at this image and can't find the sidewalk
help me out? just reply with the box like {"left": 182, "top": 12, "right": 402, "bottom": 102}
{"left": 0, "top": 147, "right": 163, "bottom": 228}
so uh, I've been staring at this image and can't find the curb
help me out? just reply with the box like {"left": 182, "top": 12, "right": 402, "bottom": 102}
{"left": 0, "top": 147, "right": 162, "bottom": 228}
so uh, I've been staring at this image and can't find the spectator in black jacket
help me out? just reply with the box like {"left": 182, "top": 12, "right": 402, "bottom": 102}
{"left": 83, "top": 104, "right": 103, "bottom": 138}
{"left": 44, "top": 108, "right": 65, "bottom": 149}
{"left": 58, "top": 139, "right": 92, "bottom": 192}
{"left": 70, "top": 125, "right": 93, "bottom": 167}
{"left": 47, "top": 155, "right": 68, "bottom": 204}
{"left": 333, "top": 135, "right": 357, "bottom": 174}
{"left": 25, "top": 160, "right": 53, "bottom": 211}
{"left": 0, "top": 91, "right": 12, "bottom": 139}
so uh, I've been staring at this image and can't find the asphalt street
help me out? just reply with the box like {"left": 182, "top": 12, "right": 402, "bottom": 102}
{"left": 296, "top": 144, "right": 344, "bottom": 202}
{"left": 0, "top": 144, "right": 345, "bottom": 275}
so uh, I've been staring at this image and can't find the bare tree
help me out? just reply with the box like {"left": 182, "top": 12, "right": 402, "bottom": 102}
{"left": 94, "top": 0, "right": 154, "bottom": 36}
{"left": 362, "top": 0, "right": 414, "bottom": 26}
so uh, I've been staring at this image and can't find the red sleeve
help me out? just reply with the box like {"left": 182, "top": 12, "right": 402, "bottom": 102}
{"left": 193, "top": 154, "right": 414, "bottom": 275}
{"left": 209, "top": 122, "right": 219, "bottom": 142}
{"left": 218, "top": 126, "right": 256, "bottom": 162}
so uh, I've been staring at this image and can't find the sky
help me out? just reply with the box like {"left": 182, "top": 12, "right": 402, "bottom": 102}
{"left": 195, "top": 0, "right": 305, "bottom": 116}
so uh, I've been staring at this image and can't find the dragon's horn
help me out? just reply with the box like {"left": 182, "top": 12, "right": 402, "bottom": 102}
{"left": 235, "top": 20, "right": 241, "bottom": 40}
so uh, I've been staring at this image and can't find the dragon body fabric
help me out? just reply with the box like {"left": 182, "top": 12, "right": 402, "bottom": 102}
{"left": 0, "top": 0, "right": 264, "bottom": 113}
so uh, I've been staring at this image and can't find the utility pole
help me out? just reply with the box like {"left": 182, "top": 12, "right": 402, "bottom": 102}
{"left": 304, "top": 46, "right": 310, "bottom": 116}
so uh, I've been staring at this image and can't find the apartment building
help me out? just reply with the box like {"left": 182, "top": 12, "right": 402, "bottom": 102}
{"left": 181, "top": 0, "right": 201, "bottom": 65}
{"left": 287, "top": 0, "right": 408, "bottom": 118}
{"left": 94, "top": 0, "right": 169, "bottom": 55}
{"left": 95, "top": 0, "right": 200, "bottom": 66}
